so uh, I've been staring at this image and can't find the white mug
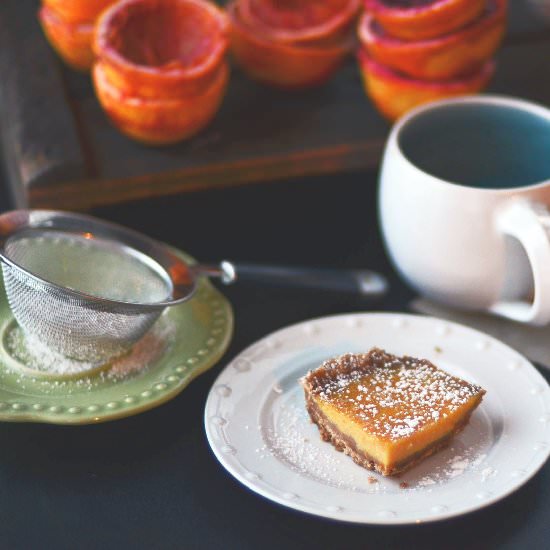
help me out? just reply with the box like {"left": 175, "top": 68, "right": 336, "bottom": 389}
{"left": 379, "top": 95, "right": 550, "bottom": 325}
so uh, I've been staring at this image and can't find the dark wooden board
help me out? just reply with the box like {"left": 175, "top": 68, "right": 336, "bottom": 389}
{"left": 1, "top": 0, "right": 550, "bottom": 210}
{"left": 0, "top": 0, "right": 88, "bottom": 205}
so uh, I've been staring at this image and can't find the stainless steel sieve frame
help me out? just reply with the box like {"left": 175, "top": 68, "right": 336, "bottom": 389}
{"left": 0, "top": 209, "right": 232, "bottom": 362}
{"left": 0, "top": 209, "right": 204, "bottom": 312}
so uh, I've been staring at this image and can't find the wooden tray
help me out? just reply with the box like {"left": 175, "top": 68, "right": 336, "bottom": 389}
{"left": 1, "top": 0, "right": 549, "bottom": 210}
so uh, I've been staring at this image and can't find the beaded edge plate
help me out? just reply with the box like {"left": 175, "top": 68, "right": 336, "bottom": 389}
{"left": 204, "top": 312, "right": 550, "bottom": 525}
{"left": 0, "top": 250, "right": 233, "bottom": 424}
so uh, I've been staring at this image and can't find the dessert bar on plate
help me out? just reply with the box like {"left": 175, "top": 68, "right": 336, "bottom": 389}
{"left": 301, "top": 348, "right": 485, "bottom": 476}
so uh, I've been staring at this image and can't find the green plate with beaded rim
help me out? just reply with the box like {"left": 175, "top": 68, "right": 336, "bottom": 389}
{"left": 0, "top": 249, "right": 233, "bottom": 424}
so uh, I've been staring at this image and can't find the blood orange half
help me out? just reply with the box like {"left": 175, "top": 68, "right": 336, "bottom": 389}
{"left": 359, "top": 0, "right": 506, "bottom": 80}
{"left": 94, "top": 0, "right": 229, "bottom": 98}
{"left": 364, "top": 0, "right": 487, "bottom": 41}
{"left": 229, "top": 1, "right": 353, "bottom": 89}
{"left": 358, "top": 49, "right": 495, "bottom": 120}
{"left": 239, "top": 0, "right": 360, "bottom": 43}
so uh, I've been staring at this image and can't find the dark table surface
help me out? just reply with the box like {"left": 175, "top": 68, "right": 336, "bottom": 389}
{"left": 0, "top": 169, "right": 549, "bottom": 550}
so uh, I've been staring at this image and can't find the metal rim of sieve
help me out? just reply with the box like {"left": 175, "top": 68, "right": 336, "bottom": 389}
{"left": 0, "top": 209, "right": 199, "bottom": 312}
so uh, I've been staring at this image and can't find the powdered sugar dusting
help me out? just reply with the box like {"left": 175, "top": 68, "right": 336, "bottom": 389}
{"left": 448, "top": 456, "right": 469, "bottom": 478}
{"left": 255, "top": 350, "right": 494, "bottom": 495}
{"left": 413, "top": 449, "right": 496, "bottom": 488}
{"left": 481, "top": 467, "right": 497, "bottom": 481}
{"left": 303, "top": 349, "right": 484, "bottom": 440}
{"left": 263, "top": 401, "right": 384, "bottom": 492}
{"left": 261, "top": 388, "right": 493, "bottom": 494}
{"left": 4, "top": 316, "right": 175, "bottom": 383}
{"left": 7, "top": 329, "right": 104, "bottom": 375}
{"left": 106, "top": 318, "right": 174, "bottom": 380}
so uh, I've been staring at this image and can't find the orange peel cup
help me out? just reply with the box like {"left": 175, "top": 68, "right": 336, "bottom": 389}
{"left": 42, "top": 0, "right": 116, "bottom": 24}
{"left": 228, "top": 2, "right": 354, "bottom": 89}
{"left": 359, "top": 0, "right": 506, "bottom": 81}
{"left": 358, "top": 49, "right": 494, "bottom": 121}
{"left": 39, "top": 5, "right": 95, "bottom": 71}
{"left": 94, "top": 0, "right": 229, "bottom": 99}
{"left": 238, "top": 0, "right": 360, "bottom": 44}
{"left": 93, "top": 0, "right": 230, "bottom": 144}
{"left": 364, "top": 0, "right": 487, "bottom": 41}
{"left": 94, "top": 61, "right": 229, "bottom": 145}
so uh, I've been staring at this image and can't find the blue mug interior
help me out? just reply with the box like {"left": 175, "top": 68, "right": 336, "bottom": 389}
{"left": 398, "top": 101, "right": 550, "bottom": 189}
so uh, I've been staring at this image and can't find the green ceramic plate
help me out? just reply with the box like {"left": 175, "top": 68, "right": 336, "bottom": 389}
{"left": 0, "top": 250, "right": 233, "bottom": 424}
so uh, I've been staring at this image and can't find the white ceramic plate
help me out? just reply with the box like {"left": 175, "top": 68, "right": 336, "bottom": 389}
{"left": 204, "top": 313, "right": 550, "bottom": 524}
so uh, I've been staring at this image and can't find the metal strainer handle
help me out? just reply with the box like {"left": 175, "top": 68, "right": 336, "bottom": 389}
{"left": 194, "top": 262, "right": 388, "bottom": 296}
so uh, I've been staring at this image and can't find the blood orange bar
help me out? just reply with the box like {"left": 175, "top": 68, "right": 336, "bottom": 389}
{"left": 301, "top": 348, "right": 485, "bottom": 476}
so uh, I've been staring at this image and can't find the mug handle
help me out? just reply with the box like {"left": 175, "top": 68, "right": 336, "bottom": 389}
{"left": 492, "top": 199, "right": 550, "bottom": 325}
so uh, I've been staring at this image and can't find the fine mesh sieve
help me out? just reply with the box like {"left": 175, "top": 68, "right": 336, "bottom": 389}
{"left": 0, "top": 210, "right": 388, "bottom": 365}
{"left": 0, "top": 210, "right": 214, "bottom": 363}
